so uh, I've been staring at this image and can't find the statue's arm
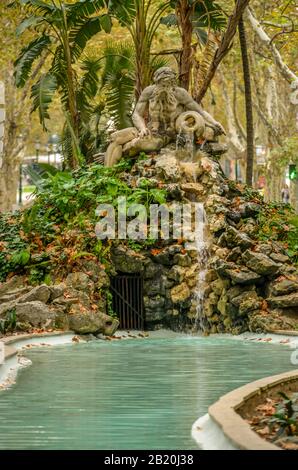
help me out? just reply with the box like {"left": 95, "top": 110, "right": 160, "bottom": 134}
{"left": 132, "top": 86, "right": 154, "bottom": 137}
{"left": 177, "top": 88, "right": 225, "bottom": 135}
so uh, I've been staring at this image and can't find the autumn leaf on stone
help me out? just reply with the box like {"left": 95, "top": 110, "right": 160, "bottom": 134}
{"left": 151, "top": 248, "right": 162, "bottom": 256}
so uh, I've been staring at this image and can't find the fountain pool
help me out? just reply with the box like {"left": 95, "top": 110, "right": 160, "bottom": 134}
{"left": 0, "top": 332, "right": 296, "bottom": 450}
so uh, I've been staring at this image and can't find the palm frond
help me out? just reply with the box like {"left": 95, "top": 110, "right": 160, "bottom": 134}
{"left": 49, "top": 47, "right": 69, "bottom": 109}
{"left": 76, "top": 57, "right": 102, "bottom": 116}
{"left": 18, "top": 0, "right": 55, "bottom": 17}
{"left": 70, "top": 15, "right": 112, "bottom": 60}
{"left": 102, "top": 41, "right": 135, "bottom": 129}
{"left": 193, "top": 1, "right": 226, "bottom": 31}
{"left": 80, "top": 57, "right": 102, "bottom": 99}
{"left": 108, "top": 0, "right": 136, "bottom": 26}
{"left": 160, "top": 13, "right": 177, "bottom": 27}
{"left": 16, "top": 15, "right": 43, "bottom": 36}
{"left": 67, "top": 0, "right": 107, "bottom": 25}
{"left": 192, "top": 31, "right": 217, "bottom": 99}
{"left": 14, "top": 35, "right": 51, "bottom": 87}
{"left": 30, "top": 73, "right": 57, "bottom": 130}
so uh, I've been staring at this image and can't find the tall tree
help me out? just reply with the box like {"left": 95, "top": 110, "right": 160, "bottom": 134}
{"left": 13, "top": 0, "right": 112, "bottom": 169}
{"left": 238, "top": 14, "right": 254, "bottom": 186}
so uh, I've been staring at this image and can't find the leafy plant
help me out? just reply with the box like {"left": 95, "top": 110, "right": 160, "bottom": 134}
{"left": 0, "top": 309, "right": 17, "bottom": 335}
{"left": 106, "top": 290, "right": 117, "bottom": 318}
{"left": 269, "top": 392, "right": 298, "bottom": 438}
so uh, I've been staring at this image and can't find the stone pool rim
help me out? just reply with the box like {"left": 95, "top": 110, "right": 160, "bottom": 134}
{"left": 193, "top": 368, "right": 298, "bottom": 450}
{"left": 1, "top": 331, "right": 74, "bottom": 360}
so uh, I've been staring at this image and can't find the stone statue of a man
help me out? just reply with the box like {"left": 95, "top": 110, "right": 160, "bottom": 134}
{"left": 105, "top": 67, "right": 225, "bottom": 167}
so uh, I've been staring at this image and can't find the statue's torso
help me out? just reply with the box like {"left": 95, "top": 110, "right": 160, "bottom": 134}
{"left": 147, "top": 86, "right": 186, "bottom": 131}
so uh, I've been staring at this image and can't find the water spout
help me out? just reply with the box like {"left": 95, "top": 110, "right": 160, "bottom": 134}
{"left": 175, "top": 129, "right": 195, "bottom": 161}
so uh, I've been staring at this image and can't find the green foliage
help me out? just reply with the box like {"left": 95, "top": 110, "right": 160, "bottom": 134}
{"left": 14, "top": 35, "right": 51, "bottom": 87}
{"left": 0, "top": 155, "right": 170, "bottom": 281}
{"left": 269, "top": 392, "right": 298, "bottom": 438}
{"left": 0, "top": 309, "right": 17, "bottom": 335}
{"left": 30, "top": 73, "right": 58, "bottom": 130}
{"left": 106, "top": 290, "right": 117, "bottom": 318}
{"left": 161, "top": 0, "right": 227, "bottom": 44}
{"left": 0, "top": 212, "right": 29, "bottom": 281}
{"left": 257, "top": 202, "right": 298, "bottom": 263}
{"left": 101, "top": 41, "right": 135, "bottom": 129}
{"left": 271, "top": 137, "right": 298, "bottom": 168}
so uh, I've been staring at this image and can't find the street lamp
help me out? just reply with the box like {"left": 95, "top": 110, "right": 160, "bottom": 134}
{"left": 35, "top": 139, "right": 40, "bottom": 163}
{"left": 48, "top": 134, "right": 60, "bottom": 166}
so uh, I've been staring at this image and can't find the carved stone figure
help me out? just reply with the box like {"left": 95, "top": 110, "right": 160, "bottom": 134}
{"left": 105, "top": 67, "right": 225, "bottom": 167}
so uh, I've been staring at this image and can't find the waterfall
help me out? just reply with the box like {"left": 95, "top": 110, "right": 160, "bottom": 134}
{"left": 193, "top": 204, "right": 209, "bottom": 332}
{"left": 176, "top": 130, "right": 195, "bottom": 160}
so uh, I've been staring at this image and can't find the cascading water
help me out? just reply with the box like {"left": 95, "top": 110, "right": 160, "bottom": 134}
{"left": 193, "top": 204, "right": 210, "bottom": 332}
{"left": 176, "top": 129, "right": 195, "bottom": 160}
{"left": 175, "top": 124, "right": 210, "bottom": 332}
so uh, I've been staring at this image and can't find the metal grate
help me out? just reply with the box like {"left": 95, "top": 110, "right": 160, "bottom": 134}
{"left": 110, "top": 274, "right": 144, "bottom": 330}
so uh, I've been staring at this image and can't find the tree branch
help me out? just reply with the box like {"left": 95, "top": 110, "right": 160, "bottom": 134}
{"left": 246, "top": 8, "right": 298, "bottom": 84}
{"left": 196, "top": 0, "right": 251, "bottom": 102}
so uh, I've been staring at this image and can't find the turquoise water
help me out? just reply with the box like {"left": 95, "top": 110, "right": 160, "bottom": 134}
{"left": 0, "top": 333, "right": 296, "bottom": 450}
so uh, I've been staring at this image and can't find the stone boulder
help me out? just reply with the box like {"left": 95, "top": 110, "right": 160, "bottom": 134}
{"left": 231, "top": 290, "right": 261, "bottom": 309}
{"left": 0, "top": 276, "right": 26, "bottom": 296}
{"left": 242, "top": 250, "right": 280, "bottom": 276}
{"left": 68, "top": 308, "right": 119, "bottom": 335}
{"left": 111, "top": 246, "right": 145, "bottom": 273}
{"left": 170, "top": 282, "right": 191, "bottom": 303}
{"left": 66, "top": 272, "right": 93, "bottom": 293}
{"left": 151, "top": 245, "right": 182, "bottom": 266}
{"left": 181, "top": 182, "right": 204, "bottom": 197}
{"left": 15, "top": 301, "right": 56, "bottom": 328}
{"left": 224, "top": 226, "right": 254, "bottom": 250}
{"left": 249, "top": 310, "right": 298, "bottom": 333}
{"left": 155, "top": 152, "right": 181, "bottom": 182}
{"left": 18, "top": 284, "right": 51, "bottom": 304}
{"left": 268, "top": 292, "right": 298, "bottom": 309}
{"left": 269, "top": 252, "right": 290, "bottom": 264}
{"left": 49, "top": 283, "right": 67, "bottom": 301}
{"left": 267, "top": 278, "right": 298, "bottom": 297}
{"left": 225, "top": 267, "right": 262, "bottom": 285}
{"left": 0, "top": 286, "right": 31, "bottom": 304}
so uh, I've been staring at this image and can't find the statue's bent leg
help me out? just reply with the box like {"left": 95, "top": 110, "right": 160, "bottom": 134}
{"left": 105, "top": 142, "right": 123, "bottom": 167}
{"left": 104, "top": 127, "right": 139, "bottom": 167}
{"left": 123, "top": 136, "right": 165, "bottom": 157}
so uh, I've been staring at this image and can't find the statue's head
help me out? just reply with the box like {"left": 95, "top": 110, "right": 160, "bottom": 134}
{"left": 153, "top": 67, "right": 177, "bottom": 87}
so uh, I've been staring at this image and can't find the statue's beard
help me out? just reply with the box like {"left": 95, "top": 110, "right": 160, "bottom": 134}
{"left": 151, "top": 85, "right": 177, "bottom": 113}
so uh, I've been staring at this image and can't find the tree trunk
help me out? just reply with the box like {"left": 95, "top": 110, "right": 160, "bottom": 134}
{"left": 0, "top": 160, "right": 19, "bottom": 211}
{"left": 135, "top": 1, "right": 148, "bottom": 99}
{"left": 238, "top": 14, "right": 254, "bottom": 186}
{"left": 176, "top": 0, "right": 194, "bottom": 90}
{"left": 0, "top": 81, "right": 4, "bottom": 171}
{"left": 0, "top": 77, "right": 25, "bottom": 212}
{"left": 196, "top": 0, "right": 250, "bottom": 102}
{"left": 220, "top": 70, "right": 245, "bottom": 157}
